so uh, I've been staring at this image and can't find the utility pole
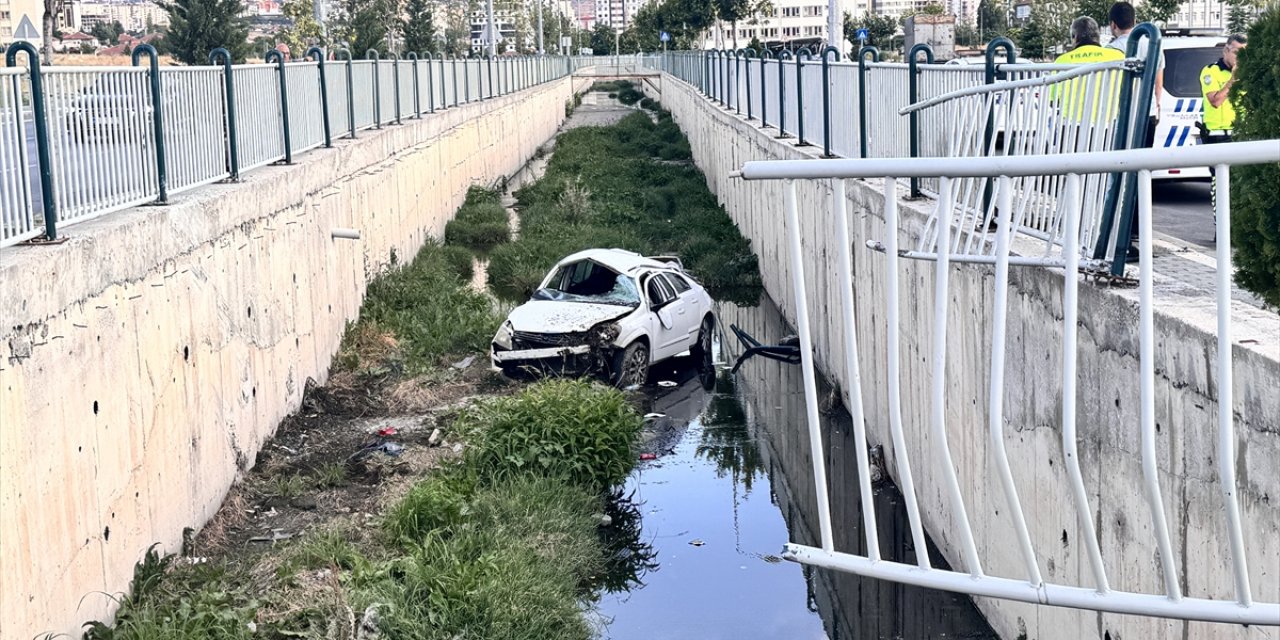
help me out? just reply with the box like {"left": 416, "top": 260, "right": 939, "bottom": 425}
{"left": 537, "top": 0, "right": 545, "bottom": 54}
{"left": 486, "top": 0, "right": 497, "bottom": 56}
{"left": 827, "top": 0, "right": 840, "bottom": 54}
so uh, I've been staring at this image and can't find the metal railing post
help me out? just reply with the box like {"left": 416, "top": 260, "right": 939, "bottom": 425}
{"left": 777, "top": 50, "right": 792, "bottom": 138}
{"left": 132, "top": 44, "right": 167, "bottom": 201}
{"left": 744, "top": 47, "right": 756, "bottom": 120}
{"left": 367, "top": 49, "right": 382, "bottom": 127}
{"left": 209, "top": 47, "right": 240, "bottom": 179}
{"left": 407, "top": 52, "right": 420, "bottom": 117}
{"left": 305, "top": 47, "right": 333, "bottom": 147}
{"left": 426, "top": 52, "right": 436, "bottom": 112}
{"left": 265, "top": 50, "right": 292, "bottom": 163}
{"left": 1102, "top": 23, "right": 1162, "bottom": 274}
{"left": 981, "top": 38, "right": 1016, "bottom": 212}
{"left": 451, "top": 55, "right": 459, "bottom": 106}
{"left": 389, "top": 52, "right": 402, "bottom": 124}
{"left": 821, "top": 46, "right": 839, "bottom": 157}
{"left": 733, "top": 49, "right": 742, "bottom": 114}
{"left": 857, "top": 46, "right": 879, "bottom": 158}
{"left": 702, "top": 50, "right": 711, "bottom": 96}
{"left": 761, "top": 50, "right": 772, "bottom": 128}
{"left": 336, "top": 48, "right": 355, "bottom": 137}
{"left": 796, "top": 47, "right": 812, "bottom": 145}
{"left": 722, "top": 49, "right": 731, "bottom": 105}
{"left": 907, "top": 43, "right": 934, "bottom": 197}
{"left": 486, "top": 51, "right": 494, "bottom": 99}
{"left": 5, "top": 42, "right": 57, "bottom": 239}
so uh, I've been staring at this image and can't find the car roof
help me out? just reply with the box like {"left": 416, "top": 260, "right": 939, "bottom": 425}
{"left": 556, "top": 248, "right": 677, "bottom": 275}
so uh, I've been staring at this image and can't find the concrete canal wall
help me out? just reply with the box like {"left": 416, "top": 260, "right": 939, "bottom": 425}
{"left": 0, "top": 74, "right": 594, "bottom": 640}
{"left": 656, "top": 76, "right": 1280, "bottom": 640}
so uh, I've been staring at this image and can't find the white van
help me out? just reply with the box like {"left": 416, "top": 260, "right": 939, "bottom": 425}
{"left": 1148, "top": 33, "right": 1226, "bottom": 179}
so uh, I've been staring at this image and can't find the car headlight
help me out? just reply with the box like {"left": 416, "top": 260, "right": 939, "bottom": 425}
{"left": 493, "top": 321, "right": 514, "bottom": 350}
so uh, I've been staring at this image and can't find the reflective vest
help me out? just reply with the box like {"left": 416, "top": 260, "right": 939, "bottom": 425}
{"left": 1200, "top": 60, "right": 1236, "bottom": 131}
{"left": 1051, "top": 45, "right": 1126, "bottom": 121}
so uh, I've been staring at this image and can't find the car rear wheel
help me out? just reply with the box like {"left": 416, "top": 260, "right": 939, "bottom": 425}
{"left": 612, "top": 341, "right": 649, "bottom": 388}
{"left": 690, "top": 315, "right": 714, "bottom": 361}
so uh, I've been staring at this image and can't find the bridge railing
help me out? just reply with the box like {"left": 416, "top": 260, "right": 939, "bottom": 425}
{"left": 2, "top": 44, "right": 587, "bottom": 247}
{"left": 734, "top": 139, "right": 1280, "bottom": 626}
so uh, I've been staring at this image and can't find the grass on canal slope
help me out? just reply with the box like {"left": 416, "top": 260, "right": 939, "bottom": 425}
{"left": 486, "top": 104, "right": 762, "bottom": 306}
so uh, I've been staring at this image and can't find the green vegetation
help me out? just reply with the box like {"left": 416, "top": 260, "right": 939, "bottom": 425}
{"left": 590, "top": 80, "right": 632, "bottom": 92}
{"left": 445, "top": 186, "right": 512, "bottom": 253}
{"left": 1232, "top": 8, "right": 1280, "bottom": 307}
{"left": 488, "top": 106, "right": 762, "bottom": 305}
{"left": 338, "top": 239, "right": 498, "bottom": 373}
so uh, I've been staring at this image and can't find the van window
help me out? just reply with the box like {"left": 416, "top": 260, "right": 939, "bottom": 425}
{"left": 1164, "top": 47, "right": 1221, "bottom": 98}
{"left": 666, "top": 273, "right": 692, "bottom": 294}
{"left": 646, "top": 275, "right": 676, "bottom": 306}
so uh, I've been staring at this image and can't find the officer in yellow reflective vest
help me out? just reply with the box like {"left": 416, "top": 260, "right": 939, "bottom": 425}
{"left": 1199, "top": 33, "right": 1247, "bottom": 219}
{"left": 1052, "top": 18, "right": 1125, "bottom": 125}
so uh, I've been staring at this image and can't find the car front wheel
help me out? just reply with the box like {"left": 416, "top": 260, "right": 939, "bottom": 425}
{"left": 690, "top": 315, "right": 714, "bottom": 361}
{"left": 612, "top": 341, "right": 649, "bottom": 388}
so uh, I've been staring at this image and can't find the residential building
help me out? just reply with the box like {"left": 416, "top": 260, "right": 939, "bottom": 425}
{"left": 55, "top": 30, "right": 99, "bottom": 51}
{"left": 1164, "top": 0, "right": 1228, "bottom": 29}
{"left": 470, "top": 7, "right": 521, "bottom": 51}
{"left": 702, "top": 0, "right": 856, "bottom": 50}
{"left": 594, "top": 0, "right": 649, "bottom": 30}
{"left": 0, "top": 0, "right": 41, "bottom": 47}
{"left": 77, "top": 1, "right": 170, "bottom": 33}
{"left": 571, "top": 0, "right": 594, "bottom": 29}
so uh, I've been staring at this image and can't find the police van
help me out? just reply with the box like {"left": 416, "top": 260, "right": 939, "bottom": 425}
{"left": 1148, "top": 29, "right": 1227, "bottom": 179}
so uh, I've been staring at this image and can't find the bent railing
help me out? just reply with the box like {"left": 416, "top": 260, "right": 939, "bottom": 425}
{"left": 734, "top": 140, "right": 1280, "bottom": 626}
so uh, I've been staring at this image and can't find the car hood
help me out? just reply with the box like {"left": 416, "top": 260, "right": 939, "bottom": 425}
{"left": 506, "top": 301, "right": 634, "bottom": 333}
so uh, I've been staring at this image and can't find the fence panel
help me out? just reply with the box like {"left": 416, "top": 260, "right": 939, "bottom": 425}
{"left": 1, "top": 68, "right": 39, "bottom": 246}
{"left": 828, "top": 62, "right": 859, "bottom": 158}
{"left": 414, "top": 60, "right": 430, "bottom": 113}
{"left": 917, "top": 64, "right": 986, "bottom": 193}
{"left": 161, "top": 67, "right": 229, "bottom": 195}
{"left": 284, "top": 62, "right": 324, "bottom": 153}
{"left": 781, "top": 61, "right": 799, "bottom": 137}
{"left": 865, "top": 62, "right": 910, "bottom": 159}
{"left": 377, "top": 61, "right": 396, "bottom": 124}
{"left": 397, "top": 60, "right": 415, "bottom": 116}
{"left": 232, "top": 65, "right": 285, "bottom": 171}
{"left": 326, "top": 61, "right": 351, "bottom": 136}
{"left": 762, "top": 59, "right": 779, "bottom": 128}
{"left": 351, "top": 61, "right": 375, "bottom": 130}
{"left": 800, "top": 62, "right": 824, "bottom": 148}
{"left": 41, "top": 66, "right": 159, "bottom": 225}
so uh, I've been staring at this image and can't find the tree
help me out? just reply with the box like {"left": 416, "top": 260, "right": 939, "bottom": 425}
{"left": 279, "top": 0, "right": 324, "bottom": 56}
{"left": 1076, "top": 0, "right": 1110, "bottom": 26}
{"left": 711, "top": 0, "right": 772, "bottom": 49}
{"left": 402, "top": 0, "right": 436, "bottom": 53}
{"left": 89, "top": 21, "right": 124, "bottom": 45}
{"left": 844, "top": 10, "right": 897, "bottom": 48}
{"left": 1225, "top": 0, "right": 1262, "bottom": 32}
{"left": 1137, "top": 0, "right": 1182, "bottom": 23}
{"left": 41, "top": 0, "right": 64, "bottom": 63}
{"left": 955, "top": 20, "right": 980, "bottom": 46}
{"left": 159, "top": 0, "right": 251, "bottom": 64}
{"left": 1027, "top": 0, "right": 1073, "bottom": 54}
{"left": 1231, "top": 7, "right": 1279, "bottom": 306}
{"left": 590, "top": 23, "right": 616, "bottom": 53}
{"left": 329, "top": 0, "right": 400, "bottom": 56}
{"left": 977, "top": 0, "right": 1007, "bottom": 37}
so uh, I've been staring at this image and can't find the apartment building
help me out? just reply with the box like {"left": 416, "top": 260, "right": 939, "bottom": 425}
{"left": 1165, "top": 0, "right": 1228, "bottom": 29}
{"left": 470, "top": 7, "right": 521, "bottom": 50}
{"left": 0, "top": 0, "right": 40, "bottom": 47}
{"left": 594, "top": 0, "right": 649, "bottom": 30}
{"left": 703, "top": 0, "right": 856, "bottom": 49}
{"left": 76, "top": 1, "right": 170, "bottom": 33}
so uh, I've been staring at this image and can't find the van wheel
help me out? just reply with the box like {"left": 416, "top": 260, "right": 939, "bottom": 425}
{"left": 690, "top": 316, "right": 714, "bottom": 360}
{"left": 612, "top": 341, "right": 649, "bottom": 388}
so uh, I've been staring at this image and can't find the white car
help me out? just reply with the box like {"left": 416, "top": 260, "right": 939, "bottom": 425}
{"left": 490, "top": 248, "right": 716, "bottom": 387}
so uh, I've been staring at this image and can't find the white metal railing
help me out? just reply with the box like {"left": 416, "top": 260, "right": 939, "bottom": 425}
{"left": 735, "top": 140, "right": 1280, "bottom": 626}
{"left": 1, "top": 67, "right": 37, "bottom": 245}
{"left": 161, "top": 67, "right": 230, "bottom": 194}
{"left": 233, "top": 64, "right": 286, "bottom": 171}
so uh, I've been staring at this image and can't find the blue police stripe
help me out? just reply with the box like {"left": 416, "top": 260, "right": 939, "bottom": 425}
{"left": 1174, "top": 99, "right": 1184, "bottom": 113}
{"left": 1177, "top": 126, "right": 1192, "bottom": 146}
{"left": 1164, "top": 127, "right": 1178, "bottom": 147}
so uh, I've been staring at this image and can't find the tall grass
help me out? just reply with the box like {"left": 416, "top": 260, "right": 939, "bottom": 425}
{"left": 445, "top": 186, "right": 511, "bottom": 253}
{"left": 487, "top": 107, "right": 762, "bottom": 305}
{"left": 339, "top": 239, "right": 499, "bottom": 373}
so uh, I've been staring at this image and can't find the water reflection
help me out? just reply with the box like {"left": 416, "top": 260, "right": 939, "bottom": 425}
{"left": 695, "top": 375, "right": 765, "bottom": 494}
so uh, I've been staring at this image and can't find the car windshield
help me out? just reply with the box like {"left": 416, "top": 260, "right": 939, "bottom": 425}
{"left": 533, "top": 260, "right": 641, "bottom": 306}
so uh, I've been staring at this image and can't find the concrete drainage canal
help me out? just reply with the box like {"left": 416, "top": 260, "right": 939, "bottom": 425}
{"left": 595, "top": 295, "right": 997, "bottom": 639}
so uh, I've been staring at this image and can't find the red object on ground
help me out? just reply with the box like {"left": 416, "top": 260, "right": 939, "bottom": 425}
{"left": 639, "top": 453, "right": 657, "bottom": 461}
{"left": 378, "top": 427, "right": 398, "bottom": 436}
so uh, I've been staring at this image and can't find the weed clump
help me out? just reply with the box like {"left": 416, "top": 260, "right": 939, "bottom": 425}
{"left": 445, "top": 186, "right": 511, "bottom": 253}
{"left": 339, "top": 239, "right": 498, "bottom": 373}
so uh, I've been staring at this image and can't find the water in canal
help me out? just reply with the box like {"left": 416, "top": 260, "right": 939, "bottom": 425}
{"left": 595, "top": 295, "right": 998, "bottom": 640}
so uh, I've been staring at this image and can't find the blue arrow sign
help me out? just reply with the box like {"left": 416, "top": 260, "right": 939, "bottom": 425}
{"left": 856, "top": 28, "right": 869, "bottom": 41}
{"left": 660, "top": 31, "right": 671, "bottom": 42}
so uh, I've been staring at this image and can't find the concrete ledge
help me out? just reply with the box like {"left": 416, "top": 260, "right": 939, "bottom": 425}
{"left": 0, "top": 76, "right": 579, "bottom": 639}
{"left": 653, "top": 74, "right": 1279, "bottom": 640}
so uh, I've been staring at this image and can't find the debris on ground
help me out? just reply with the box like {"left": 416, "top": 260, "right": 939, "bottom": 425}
{"left": 639, "top": 453, "right": 657, "bottom": 461}
{"left": 427, "top": 428, "right": 444, "bottom": 447}
{"left": 688, "top": 538, "right": 706, "bottom": 547}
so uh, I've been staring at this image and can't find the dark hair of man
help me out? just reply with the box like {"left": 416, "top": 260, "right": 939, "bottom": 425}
{"left": 1227, "top": 33, "right": 1248, "bottom": 46}
{"left": 1109, "top": 2, "right": 1136, "bottom": 30}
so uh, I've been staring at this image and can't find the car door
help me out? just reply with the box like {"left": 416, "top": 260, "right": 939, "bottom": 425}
{"left": 663, "top": 272, "right": 703, "bottom": 346}
{"left": 643, "top": 272, "right": 687, "bottom": 360}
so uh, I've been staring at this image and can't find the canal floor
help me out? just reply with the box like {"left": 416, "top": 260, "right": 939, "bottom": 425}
{"left": 596, "top": 296, "right": 999, "bottom": 640}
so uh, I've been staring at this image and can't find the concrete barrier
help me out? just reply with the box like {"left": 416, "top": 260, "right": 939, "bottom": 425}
{"left": 0, "top": 75, "right": 587, "bottom": 639}
{"left": 653, "top": 74, "right": 1280, "bottom": 640}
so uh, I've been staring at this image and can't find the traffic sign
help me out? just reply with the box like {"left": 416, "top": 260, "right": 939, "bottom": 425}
{"left": 660, "top": 31, "right": 671, "bottom": 42}
{"left": 856, "top": 27, "right": 869, "bottom": 42}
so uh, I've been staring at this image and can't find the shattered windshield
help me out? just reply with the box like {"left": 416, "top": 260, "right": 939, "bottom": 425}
{"left": 533, "top": 260, "right": 641, "bottom": 307}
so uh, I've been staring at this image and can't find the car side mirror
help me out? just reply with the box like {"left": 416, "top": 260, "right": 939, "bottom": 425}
{"left": 651, "top": 298, "right": 672, "bottom": 312}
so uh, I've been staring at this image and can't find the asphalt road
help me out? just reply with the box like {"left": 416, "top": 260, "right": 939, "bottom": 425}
{"left": 1151, "top": 180, "right": 1216, "bottom": 249}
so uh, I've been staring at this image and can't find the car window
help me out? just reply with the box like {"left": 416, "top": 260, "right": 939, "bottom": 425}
{"left": 1164, "top": 47, "right": 1222, "bottom": 98}
{"left": 666, "top": 273, "right": 692, "bottom": 294}
{"left": 646, "top": 274, "right": 676, "bottom": 306}
{"left": 536, "top": 260, "right": 640, "bottom": 306}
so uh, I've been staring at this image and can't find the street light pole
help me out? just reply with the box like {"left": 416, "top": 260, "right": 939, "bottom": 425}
{"left": 537, "top": 0, "right": 545, "bottom": 54}
{"left": 486, "top": 0, "right": 496, "bottom": 56}
{"left": 827, "top": 0, "right": 840, "bottom": 54}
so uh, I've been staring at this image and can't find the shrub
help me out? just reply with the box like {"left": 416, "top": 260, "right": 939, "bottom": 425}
{"left": 439, "top": 244, "right": 476, "bottom": 281}
{"left": 617, "top": 85, "right": 643, "bottom": 105}
{"left": 458, "top": 379, "right": 643, "bottom": 489}
{"left": 1231, "top": 9, "right": 1280, "bottom": 307}
{"left": 445, "top": 200, "right": 511, "bottom": 252}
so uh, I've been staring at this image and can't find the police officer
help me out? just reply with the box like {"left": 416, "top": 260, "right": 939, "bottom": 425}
{"left": 1199, "top": 33, "right": 1247, "bottom": 219}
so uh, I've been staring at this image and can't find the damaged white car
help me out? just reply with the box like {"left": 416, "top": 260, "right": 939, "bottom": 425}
{"left": 490, "top": 248, "right": 716, "bottom": 387}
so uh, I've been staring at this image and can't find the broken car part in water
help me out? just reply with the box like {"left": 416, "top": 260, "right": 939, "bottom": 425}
{"left": 727, "top": 324, "right": 801, "bottom": 374}
{"left": 491, "top": 248, "right": 717, "bottom": 387}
